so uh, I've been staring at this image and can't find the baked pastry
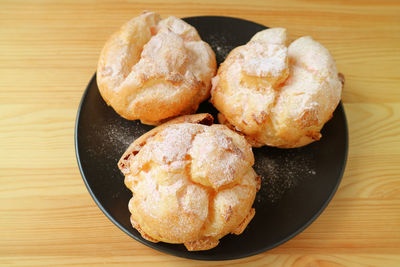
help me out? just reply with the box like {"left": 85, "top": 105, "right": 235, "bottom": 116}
{"left": 118, "top": 114, "right": 260, "bottom": 251}
{"left": 211, "top": 28, "right": 344, "bottom": 148}
{"left": 97, "top": 11, "right": 217, "bottom": 125}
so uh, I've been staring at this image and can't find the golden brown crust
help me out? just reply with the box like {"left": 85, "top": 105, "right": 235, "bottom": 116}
{"left": 97, "top": 11, "right": 216, "bottom": 125}
{"left": 130, "top": 216, "right": 159, "bottom": 243}
{"left": 217, "top": 113, "right": 265, "bottom": 147}
{"left": 338, "top": 72, "right": 345, "bottom": 87}
{"left": 119, "top": 114, "right": 258, "bottom": 250}
{"left": 231, "top": 208, "right": 255, "bottom": 235}
{"left": 117, "top": 113, "right": 213, "bottom": 174}
{"left": 211, "top": 28, "right": 343, "bottom": 148}
{"left": 184, "top": 237, "right": 219, "bottom": 251}
{"left": 255, "top": 176, "right": 261, "bottom": 192}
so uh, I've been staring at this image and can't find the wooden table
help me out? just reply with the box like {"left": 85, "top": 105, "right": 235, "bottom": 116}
{"left": 1, "top": 0, "right": 399, "bottom": 265}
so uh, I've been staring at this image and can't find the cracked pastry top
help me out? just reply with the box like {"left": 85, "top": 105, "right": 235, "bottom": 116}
{"left": 211, "top": 28, "right": 344, "bottom": 148}
{"left": 118, "top": 114, "right": 260, "bottom": 251}
{"left": 97, "top": 11, "right": 217, "bottom": 125}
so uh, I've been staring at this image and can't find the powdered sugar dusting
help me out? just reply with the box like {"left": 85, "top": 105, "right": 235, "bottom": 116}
{"left": 180, "top": 185, "right": 209, "bottom": 220}
{"left": 123, "top": 122, "right": 258, "bottom": 243}
{"left": 150, "top": 123, "right": 201, "bottom": 164}
{"left": 250, "top": 28, "right": 287, "bottom": 45}
{"left": 137, "top": 171, "right": 160, "bottom": 218}
{"left": 189, "top": 127, "right": 250, "bottom": 189}
{"left": 85, "top": 118, "right": 141, "bottom": 165}
{"left": 242, "top": 42, "right": 288, "bottom": 78}
{"left": 207, "top": 33, "right": 234, "bottom": 64}
{"left": 98, "top": 13, "right": 216, "bottom": 123}
{"left": 212, "top": 27, "right": 342, "bottom": 147}
{"left": 253, "top": 147, "right": 316, "bottom": 203}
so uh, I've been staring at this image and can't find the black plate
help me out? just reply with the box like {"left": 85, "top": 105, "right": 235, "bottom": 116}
{"left": 75, "top": 16, "right": 348, "bottom": 260}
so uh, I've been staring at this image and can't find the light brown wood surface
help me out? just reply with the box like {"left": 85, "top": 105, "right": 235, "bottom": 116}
{"left": 1, "top": 0, "right": 399, "bottom": 266}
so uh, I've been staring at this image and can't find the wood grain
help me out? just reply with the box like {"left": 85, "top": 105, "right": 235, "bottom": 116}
{"left": 1, "top": 0, "right": 400, "bottom": 266}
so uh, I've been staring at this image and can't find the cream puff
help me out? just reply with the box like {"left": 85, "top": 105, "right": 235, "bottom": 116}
{"left": 97, "top": 11, "right": 216, "bottom": 125}
{"left": 118, "top": 114, "right": 260, "bottom": 251}
{"left": 211, "top": 28, "right": 343, "bottom": 148}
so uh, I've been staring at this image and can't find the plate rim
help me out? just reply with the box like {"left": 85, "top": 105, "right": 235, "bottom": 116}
{"left": 75, "top": 16, "right": 349, "bottom": 261}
